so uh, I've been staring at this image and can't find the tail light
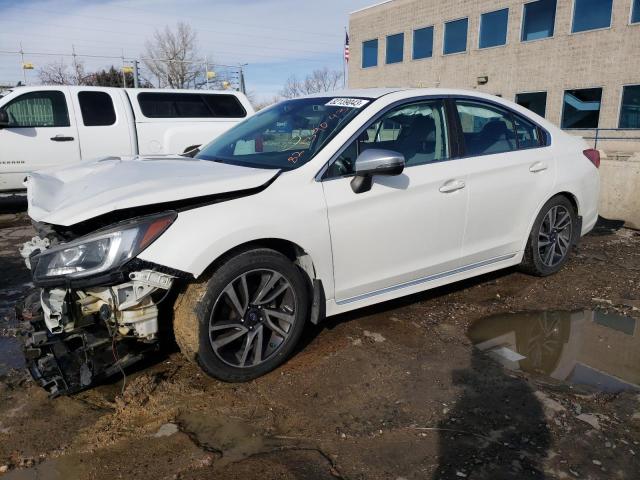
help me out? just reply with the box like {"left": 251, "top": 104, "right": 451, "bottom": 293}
{"left": 583, "top": 149, "right": 600, "bottom": 169}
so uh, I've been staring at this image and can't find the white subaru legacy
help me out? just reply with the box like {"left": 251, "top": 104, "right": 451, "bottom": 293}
{"left": 20, "top": 89, "right": 599, "bottom": 395}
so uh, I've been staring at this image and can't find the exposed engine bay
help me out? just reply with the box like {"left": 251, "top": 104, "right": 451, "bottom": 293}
{"left": 17, "top": 219, "right": 185, "bottom": 397}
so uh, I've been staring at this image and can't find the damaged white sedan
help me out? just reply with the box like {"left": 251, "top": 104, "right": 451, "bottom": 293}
{"left": 18, "top": 88, "right": 600, "bottom": 395}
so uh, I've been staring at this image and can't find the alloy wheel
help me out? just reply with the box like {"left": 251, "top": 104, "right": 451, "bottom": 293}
{"left": 538, "top": 205, "right": 573, "bottom": 268}
{"left": 209, "top": 269, "right": 297, "bottom": 368}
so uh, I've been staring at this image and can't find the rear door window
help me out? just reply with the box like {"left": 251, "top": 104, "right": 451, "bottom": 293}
{"left": 4, "top": 90, "right": 69, "bottom": 128}
{"left": 78, "top": 91, "right": 116, "bottom": 126}
{"left": 137, "top": 92, "right": 246, "bottom": 118}
{"left": 455, "top": 101, "right": 517, "bottom": 156}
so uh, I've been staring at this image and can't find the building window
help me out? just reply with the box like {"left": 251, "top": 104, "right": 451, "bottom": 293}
{"left": 362, "top": 39, "right": 378, "bottom": 68}
{"left": 521, "top": 0, "right": 557, "bottom": 42}
{"left": 515, "top": 92, "right": 547, "bottom": 118}
{"left": 561, "top": 88, "right": 603, "bottom": 129}
{"left": 444, "top": 18, "right": 468, "bottom": 55}
{"left": 386, "top": 33, "right": 404, "bottom": 64}
{"left": 413, "top": 26, "right": 434, "bottom": 60}
{"left": 479, "top": 8, "right": 509, "bottom": 49}
{"left": 572, "top": 0, "right": 613, "bottom": 33}
{"left": 619, "top": 85, "right": 640, "bottom": 129}
{"left": 633, "top": 0, "right": 640, "bottom": 23}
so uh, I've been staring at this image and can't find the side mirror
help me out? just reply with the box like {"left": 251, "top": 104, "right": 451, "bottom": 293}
{"left": 0, "top": 109, "right": 8, "bottom": 129}
{"left": 350, "top": 148, "right": 405, "bottom": 194}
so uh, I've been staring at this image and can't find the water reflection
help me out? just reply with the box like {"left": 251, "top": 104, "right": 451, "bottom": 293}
{"left": 468, "top": 310, "right": 639, "bottom": 393}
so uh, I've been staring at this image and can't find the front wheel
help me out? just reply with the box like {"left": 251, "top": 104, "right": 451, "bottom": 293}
{"left": 520, "top": 196, "right": 577, "bottom": 276}
{"left": 173, "top": 248, "right": 309, "bottom": 382}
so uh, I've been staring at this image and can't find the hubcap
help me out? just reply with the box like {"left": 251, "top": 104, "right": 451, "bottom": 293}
{"left": 538, "top": 205, "right": 572, "bottom": 268}
{"left": 209, "top": 269, "right": 296, "bottom": 368}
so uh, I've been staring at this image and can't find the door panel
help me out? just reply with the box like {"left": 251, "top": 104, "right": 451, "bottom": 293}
{"left": 454, "top": 100, "right": 556, "bottom": 265}
{"left": 0, "top": 88, "right": 80, "bottom": 190}
{"left": 322, "top": 99, "right": 468, "bottom": 303}
{"left": 72, "top": 90, "right": 133, "bottom": 160}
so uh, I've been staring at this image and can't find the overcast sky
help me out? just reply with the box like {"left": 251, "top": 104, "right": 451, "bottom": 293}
{"left": 0, "top": 0, "right": 374, "bottom": 101}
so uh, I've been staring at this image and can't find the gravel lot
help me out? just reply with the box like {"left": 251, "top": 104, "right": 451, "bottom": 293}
{"left": 0, "top": 205, "right": 639, "bottom": 480}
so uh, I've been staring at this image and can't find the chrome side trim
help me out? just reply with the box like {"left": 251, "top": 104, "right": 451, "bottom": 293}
{"left": 335, "top": 253, "right": 517, "bottom": 305}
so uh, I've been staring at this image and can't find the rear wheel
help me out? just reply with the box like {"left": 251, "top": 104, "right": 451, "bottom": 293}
{"left": 520, "top": 196, "right": 577, "bottom": 276}
{"left": 173, "top": 248, "right": 309, "bottom": 382}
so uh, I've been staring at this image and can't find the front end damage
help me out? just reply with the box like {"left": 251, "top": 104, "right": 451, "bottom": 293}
{"left": 17, "top": 216, "right": 188, "bottom": 397}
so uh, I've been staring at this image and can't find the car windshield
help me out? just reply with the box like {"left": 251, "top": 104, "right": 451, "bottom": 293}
{"left": 196, "top": 97, "right": 370, "bottom": 170}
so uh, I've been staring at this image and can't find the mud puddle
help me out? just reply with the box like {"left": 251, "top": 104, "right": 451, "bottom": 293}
{"left": 468, "top": 310, "right": 640, "bottom": 392}
{"left": 0, "top": 337, "right": 25, "bottom": 376}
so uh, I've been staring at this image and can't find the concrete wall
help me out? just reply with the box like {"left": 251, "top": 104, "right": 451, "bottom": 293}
{"left": 599, "top": 154, "right": 640, "bottom": 229}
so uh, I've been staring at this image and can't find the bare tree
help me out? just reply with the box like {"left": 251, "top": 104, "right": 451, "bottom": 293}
{"left": 280, "top": 67, "right": 343, "bottom": 99}
{"left": 38, "top": 59, "right": 90, "bottom": 85}
{"left": 251, "top": 94, "right": 282, "bottom": 111}
{"left": 143, "top": 22, "right": 202, "bottom": 89}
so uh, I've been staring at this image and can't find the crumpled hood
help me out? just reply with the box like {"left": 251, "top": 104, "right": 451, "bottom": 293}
{"left": 26, "top": 155, "right": 279, "bottom": 226}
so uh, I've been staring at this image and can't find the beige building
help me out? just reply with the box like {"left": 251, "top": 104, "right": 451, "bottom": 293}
{"left": 348, "top": 0, "right": 640, "bottom": 152}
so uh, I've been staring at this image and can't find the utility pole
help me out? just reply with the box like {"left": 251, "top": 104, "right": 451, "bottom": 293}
{"left": 121, "top": 51, "right": 126, "bottom": 88}
{"left": 19, "top": 42, "right": 26, "bottom": 85}
{"left": 205, "top": 57, "right": 209, "bottom": 89}
{"left": 72, "top": 44, "right": 78, "bottom": 84}
{"left": 239, "top": 64, "right": 247, "bottom": 94}
{"left": 133, "top": 60, "right": 140, "bottom": 88}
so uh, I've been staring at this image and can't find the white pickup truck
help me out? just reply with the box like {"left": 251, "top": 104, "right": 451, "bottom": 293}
{"left": 0, "top": 86, "right": 254, "bottom": 192}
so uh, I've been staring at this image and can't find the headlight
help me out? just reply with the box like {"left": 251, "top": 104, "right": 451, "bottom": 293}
{"left": 33, "top": 211, "right": 177, "bottom": 281}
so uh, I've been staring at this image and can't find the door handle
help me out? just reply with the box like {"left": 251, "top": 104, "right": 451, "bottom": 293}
{"left": 50, "top": 135, "right": 74, "bottom": 142}
{"left": 529, "top": 161, "right": 548, "bottom": 173}
{"left": 439, "top": 179, "right": 466, "bottom": 193}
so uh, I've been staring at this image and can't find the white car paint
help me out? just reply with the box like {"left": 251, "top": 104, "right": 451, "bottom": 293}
{"left": 0, "top": 86, "right": 254, "bottom": 192}
{"left": 27, "top": 88, "right": 600, "bottom": 320}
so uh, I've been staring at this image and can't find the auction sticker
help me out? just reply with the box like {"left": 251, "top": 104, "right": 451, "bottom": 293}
{"left": 325, "top": 98, "right": 370, "bottom": 108}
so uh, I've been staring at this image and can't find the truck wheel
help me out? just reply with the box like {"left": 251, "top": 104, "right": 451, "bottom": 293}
{"left": 173, "top": 248, "right": 309, "bottom": 382}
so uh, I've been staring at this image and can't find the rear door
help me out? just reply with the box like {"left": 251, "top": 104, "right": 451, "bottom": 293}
{"left": 71, "top": 89, "right": 134, "bottom": 160}
{"left": 452, "top": 98, "right": 556, "bottom": 265}
{"left": 0, "top": 87, "right": 80, "bottom": 190}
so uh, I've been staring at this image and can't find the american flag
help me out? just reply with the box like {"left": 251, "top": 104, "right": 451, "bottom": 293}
{"left": 344, "top": 31, "right": 350, "bottom": 63}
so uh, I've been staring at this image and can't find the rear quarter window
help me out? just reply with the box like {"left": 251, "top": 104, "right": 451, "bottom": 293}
{"left": 137, "top": 92, "right": 246, "bottom": 119}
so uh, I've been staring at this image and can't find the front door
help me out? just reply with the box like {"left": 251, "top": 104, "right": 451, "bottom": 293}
{"left": 0, "top": 88, "right": 80, "bottom": 190}
{"left": 322, "top": 99, "right": 469, "bottom": 304}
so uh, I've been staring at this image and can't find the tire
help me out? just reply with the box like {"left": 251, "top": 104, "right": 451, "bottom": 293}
{"left": 173, "top": 248, "right": 309, "bottom": 382}
{"left": 520, "top": 195, "right": 578, "bottom": 277}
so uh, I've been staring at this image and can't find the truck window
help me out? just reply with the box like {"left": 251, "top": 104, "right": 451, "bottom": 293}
{"left": 78, "top": 91, "right": 116, "bottom": 126}
{"left": 137, "top": 92, "right": 247, "bottom": 119}
{"left": 3, "top": 91, "right": 70, "bottom": 128}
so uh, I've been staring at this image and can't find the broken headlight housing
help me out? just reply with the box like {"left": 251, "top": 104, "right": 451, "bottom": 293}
{"left": 33, "top": 211, "right": 177, "bottom": 281}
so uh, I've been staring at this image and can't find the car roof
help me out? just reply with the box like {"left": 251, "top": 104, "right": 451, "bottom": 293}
{"left": 302, "top": 88, "right": 406, "bottom": 99}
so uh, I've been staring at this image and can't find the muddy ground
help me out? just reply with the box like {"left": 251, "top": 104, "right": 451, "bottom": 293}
{"left": 0, "top": 199, "right": 639, "bottom": 479}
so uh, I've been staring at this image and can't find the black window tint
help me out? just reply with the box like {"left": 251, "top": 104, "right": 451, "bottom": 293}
{"left": 633, "top": 0, "right": 640, "bottom": 23}
{"left": 4, "top": 91, "right": 69, "bottom": 128}
{"left": 513, "top": 116, "right": 541, "bottom": 149}
{"left": 561, "top": 88, "right": 602, "bottom": 129}
{"left": 78, "top": 91, "right": 116, "bottom": 126}
{"left": 138, "top": 92, "right": 246, "bottom": 118}
{"left": 201, "top": 94, "right": 247, "bottom": 118}
{"left": 326, "top": 100, "right": 449, "bottom": 177}
{"left": 521, "top": 0, "right": 557, "bottom": 41}
{"left": 619, "top": 85, "right": 640, "bottom": 129}
{"left": 456, "top": 101, "right": 517, "bottom": 156}
{"left": 515, "top": 91, "right": 547, "bottom": 117}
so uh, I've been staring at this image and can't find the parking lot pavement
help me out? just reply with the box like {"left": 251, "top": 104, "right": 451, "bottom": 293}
{"left": 0, "top": 211, "right": 639, "bottom": 479}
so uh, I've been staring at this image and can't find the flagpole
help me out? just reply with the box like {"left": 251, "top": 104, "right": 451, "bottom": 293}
{"left": 343, "top": 26, "right": 347, "bottom": 88}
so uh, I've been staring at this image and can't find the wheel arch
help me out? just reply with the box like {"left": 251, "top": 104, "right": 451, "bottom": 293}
{"left": 199, "top": 238, "right": 327, "bottom": 324}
